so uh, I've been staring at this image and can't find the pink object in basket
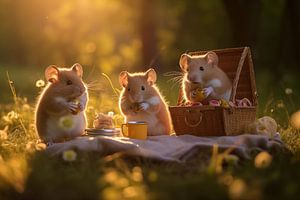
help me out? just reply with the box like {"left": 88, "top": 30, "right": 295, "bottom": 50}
{"left": 236, "top": 98, "right": 252, "bottom": 107}
{"left": 209, "top": 99, "right": 221, "bottom": 106}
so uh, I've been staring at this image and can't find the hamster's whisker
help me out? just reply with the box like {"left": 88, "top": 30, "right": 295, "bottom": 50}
{"left": 164, "top": 71, "right": 183, "bottom": 77}
{"left": 164, "top": 71, "right": 184, "bottom": 89}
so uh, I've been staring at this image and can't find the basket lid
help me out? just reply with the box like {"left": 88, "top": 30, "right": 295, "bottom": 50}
{"left": 177, "top": 47, "right": 258, "bottom": 106}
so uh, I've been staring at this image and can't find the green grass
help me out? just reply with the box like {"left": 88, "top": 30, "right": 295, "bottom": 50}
{"left": 0, "top": 70, "right": 300, "bottom": 200}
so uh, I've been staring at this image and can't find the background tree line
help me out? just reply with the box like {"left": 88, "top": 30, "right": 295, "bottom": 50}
{"left": 0, "top": 0, "right": 299, "bottom": 110}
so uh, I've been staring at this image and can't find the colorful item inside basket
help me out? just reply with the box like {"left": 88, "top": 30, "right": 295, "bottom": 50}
{"left": 185, "top": 98, "right": 252, "bottom": 108}
{"left": 93, "top": 112, "right": 115, "bottom": 129}
{"left": 190, "top": 87, "right": 206, "bottom": 102}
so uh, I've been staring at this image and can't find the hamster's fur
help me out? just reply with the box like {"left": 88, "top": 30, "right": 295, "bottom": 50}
{"left": 35, "top": 63, "right": 88, "bottom": 143}
{"left": 119, "top": 68, "right": 172, "bottom": 136}
{"left": 179, "top": 51, "right": 232, "bottom": 103}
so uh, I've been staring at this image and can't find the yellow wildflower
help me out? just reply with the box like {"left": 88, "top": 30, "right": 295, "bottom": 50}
{"left": 62, "top": 150, "right": 77, "bottom": 162}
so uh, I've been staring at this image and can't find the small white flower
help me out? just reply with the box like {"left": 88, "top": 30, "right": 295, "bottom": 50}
{"left": 285, "top": 88, "right": 293, "bottom": 95}
{"left": 107, "top": 111, "right": 114, "bottom": 117}
{"left": 35, "top": 79, "right": 45, "bottom": 88}
{"left": 62, "top": 150, "right": 77, "bottom": 162}
{"left": 58, "top": 115, "right": 75, "bottom": 131}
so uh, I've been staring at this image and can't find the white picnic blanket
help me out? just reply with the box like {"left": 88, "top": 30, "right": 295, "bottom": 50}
{"left": 46, "top": 133, "right": 285, "bottom": 162}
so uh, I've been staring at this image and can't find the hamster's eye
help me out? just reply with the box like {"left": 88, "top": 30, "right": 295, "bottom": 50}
{"left": 141, "top": 86, "right": 145, "bottom": 91}
{"left": 127, "top": 88, "right": 130, "bottom": 92}
{"left": 186, "top": 68, "right": 189, "bottom": 72}
{"left": 199, "top": 66, "right": 204, "bottom": 71}
{"left": 66, "top": 80, "right": 72, "bottom": 85}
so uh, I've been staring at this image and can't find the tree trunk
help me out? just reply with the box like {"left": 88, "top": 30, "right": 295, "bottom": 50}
{"left": 222, "top": 0, "right": 261, "bottom": 47}
{"left": 139, "top": 0, "right": 160, "bottom": 70}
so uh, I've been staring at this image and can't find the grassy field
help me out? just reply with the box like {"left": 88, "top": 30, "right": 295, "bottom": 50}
{"left": 0, "top": 68, "right": 300, "bottom": 200}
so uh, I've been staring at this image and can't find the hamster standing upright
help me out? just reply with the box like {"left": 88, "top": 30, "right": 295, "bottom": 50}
{"left": 119, "top": 68, "right": 172, "bottom": 136}
{"left": 35, "top": 63, "right": 88, "bottom": 143}
{"left": 179, "top": 51, "right": 232, "bottom": 103}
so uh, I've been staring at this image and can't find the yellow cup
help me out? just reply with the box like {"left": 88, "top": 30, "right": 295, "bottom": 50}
{"left": 121, "top": 121, "right": 148, "bottom": 140}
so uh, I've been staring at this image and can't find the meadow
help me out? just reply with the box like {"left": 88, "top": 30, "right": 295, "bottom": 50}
{"left": 0, "top": 65, "right": 299, "bottom": 200}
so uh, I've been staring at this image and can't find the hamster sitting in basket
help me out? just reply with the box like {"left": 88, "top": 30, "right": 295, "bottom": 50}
{"left": 118, "top": 68, "right": 172, "bottom": 136}
{"left": 179, "top": 51, "right": 232, "bottom": 103}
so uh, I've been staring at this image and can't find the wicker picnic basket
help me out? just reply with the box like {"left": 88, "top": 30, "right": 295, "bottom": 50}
{"left": 169, "top": 47, "right": 258, "bottom": 136}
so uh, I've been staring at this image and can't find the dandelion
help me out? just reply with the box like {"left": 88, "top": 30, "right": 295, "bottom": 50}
{"left": 285, "top": 88, "right": 293, "bottom": 95}
{"left": 62, "top": 149, "right": 77, "bottom": 162}
{"left": 254, "top": 151, "right": 272, "bottom": 169}
{"left": 290, "top": 110, "right": 300, "bottom": 130}
{"left": 35, "top": 79, "right": 45, "bottom": 88}
{"left": 58, "top": 115, "right": 75, "bottom": 131}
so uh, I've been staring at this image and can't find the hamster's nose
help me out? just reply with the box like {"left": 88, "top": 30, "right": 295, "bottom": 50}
{"left": 188, "top": 74, "right": 197, "bottom": 82}
{"left": 80, "top": 87, "right": 85, "bottom": 94}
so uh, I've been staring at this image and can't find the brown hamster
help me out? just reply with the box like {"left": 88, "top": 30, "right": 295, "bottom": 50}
{"left": 119, "top": 68, "right": 172, "bottom": 136}
{"left": 179, "top": 51, "right": 232, "bottom": 103}
{"left": 35, "top": 63, "right": 88, "bottom": 143}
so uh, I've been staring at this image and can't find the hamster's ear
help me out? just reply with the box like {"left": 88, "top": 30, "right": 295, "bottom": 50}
{"left": 119, "top": 71, "right": 128, "bottom": 87}
{"left": 206, "top": 51, "right": 218, "bottom": 66}
{"left": 179, "top": 53, "right": 190, "bottom": 72}
{"left": 72, "top": 63, "right": 83, "bottom": 77}
{"left": 145, "top": 68, "right": 157, "bottom": 85}
{"left": 45, "top": 65, "right": 59, "bottom": 83}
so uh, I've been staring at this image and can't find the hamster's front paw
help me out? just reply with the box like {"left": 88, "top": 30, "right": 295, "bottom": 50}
{"left": 139, "top": 102, "right": 149, "bottom": 111}
{"left": 77, "top": 103, "right": 85, "bottom": 111}
{"left": 203, "top": 86, "right": 214, "bottom": 97}
{"left": 67, "top": 102, "right": 80, "bottom": 114}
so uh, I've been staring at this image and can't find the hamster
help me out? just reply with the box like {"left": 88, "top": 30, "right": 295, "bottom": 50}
{"left": 179, "top": 51, "right": 232, "bottom": 103}
{"left": 35, "top": 63, "right": 88, "bottom": 143}
{"left": 119, "top": 68, "right": 172, "bottom": 136}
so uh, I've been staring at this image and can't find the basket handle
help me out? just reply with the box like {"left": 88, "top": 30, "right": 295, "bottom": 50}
{"left": 230, "top": 47, "right": 249, "bottom": 102}
{"left": 184, "top": 109, "right": 203, "bottom": 127}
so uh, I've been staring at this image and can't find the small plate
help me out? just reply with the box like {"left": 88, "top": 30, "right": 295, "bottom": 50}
{"left": 85, "top": 128, "right": 121, "bottom": 136}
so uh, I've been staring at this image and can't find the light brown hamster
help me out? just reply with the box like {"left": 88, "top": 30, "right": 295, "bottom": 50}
{"left": 119, "top": 68, "right": 172, "bottom": 136}
{"left": 179, "top": 51, "right": 232, "bottom": 103}
{"left": 35, "top": 63, "right": 88, "bottom": 143}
